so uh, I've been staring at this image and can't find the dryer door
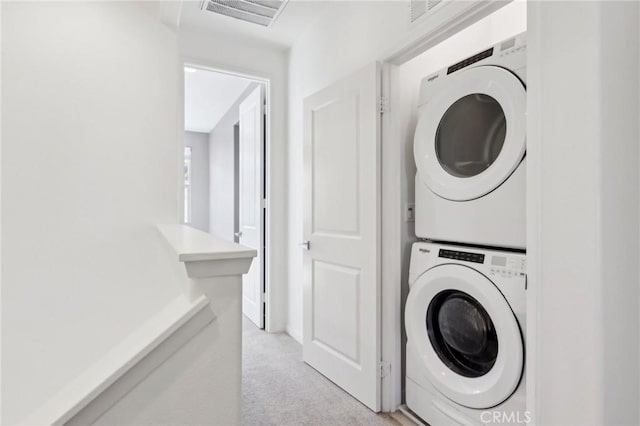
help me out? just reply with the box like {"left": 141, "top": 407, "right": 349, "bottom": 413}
{"left": 405, "top": 264, "right": 523, "bottom": 409}
{"left": 414, "top": 66, "right": 526, "bottom": 201}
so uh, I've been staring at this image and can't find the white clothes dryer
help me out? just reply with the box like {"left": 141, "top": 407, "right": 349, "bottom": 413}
{"left": 405, "top": 242, "right": 527, "bottom": 425}
{"left": 414, "top": 33, "right": 527, "bottom": 250}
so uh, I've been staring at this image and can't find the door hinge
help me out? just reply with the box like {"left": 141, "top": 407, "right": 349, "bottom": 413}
{"left": 261, "top": 198, "right": 266, "bottom": 209}
{"left": 378, "top": 96, "right": 389, "bottom": 114}
{"left": 378, "top": 361, "right": 390, "bottom": 379}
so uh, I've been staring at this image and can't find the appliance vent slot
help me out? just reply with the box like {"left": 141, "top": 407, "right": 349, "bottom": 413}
{"left": 410, "top": 0, "right": 445, "bottom": 23}
{"left": 447, "top": 47, "right": 494, "bottom": 75}
{"left": 201, "top": 0, "right": 288, "bottom": 27}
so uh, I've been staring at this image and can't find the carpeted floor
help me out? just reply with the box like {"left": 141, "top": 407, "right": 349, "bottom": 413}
{"left": 242, "top": 317, "right": 400, "bottom": 426}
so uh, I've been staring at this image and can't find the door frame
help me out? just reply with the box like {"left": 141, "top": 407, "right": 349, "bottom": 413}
{"left": 377, "top": 0, "right": 517, "bottom": 412}
{"left": 180, "top": 59, "right": 273, "bottom": 332}
{"left": 233, "top": 121, "right": 240, "bottom": 243}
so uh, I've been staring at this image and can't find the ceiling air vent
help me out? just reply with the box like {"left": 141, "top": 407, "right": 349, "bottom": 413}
{"left": 200, "top": 0, "right": 289, "bottom": 27}
{"left": 410, "top": 0, "right": 445, "bottom": 23}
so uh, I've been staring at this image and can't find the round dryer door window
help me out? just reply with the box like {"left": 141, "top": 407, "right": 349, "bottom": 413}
{"left": 436, "top": 94, "right": 506, "bottom": 178}
{"left": 404, "top": 264, "right": 524, "bottom": 409}
{"left": 414, "top": 66, "right": 526, "bottom": 201}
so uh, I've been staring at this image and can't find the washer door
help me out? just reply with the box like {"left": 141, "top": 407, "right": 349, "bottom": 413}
{"left": 414, "top": 66, "right": 526, "bottom": 201}
{"left": 405, "top": 264, "right": 523, "bottom": 408}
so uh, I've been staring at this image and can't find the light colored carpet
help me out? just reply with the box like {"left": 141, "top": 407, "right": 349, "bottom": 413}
{"left": 242, "top": 317, "right": 399, "bottom": 426}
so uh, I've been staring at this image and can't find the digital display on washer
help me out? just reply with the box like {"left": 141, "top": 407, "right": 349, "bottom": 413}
{"left": 439, "top": 249, "right": 485, "bottom": 264}
{"left": 491, "top": 256, "right": 507, "bottom": 267}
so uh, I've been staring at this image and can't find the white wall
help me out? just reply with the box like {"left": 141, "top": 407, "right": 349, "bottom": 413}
{"left": 184, "top": 131, "right": 209, "bottom": 232}
{"left": 208, "top": 82, "right": 260, "bottom": 241}
{"left": 527, "top": 1, "right": 639, "bottom": 424}
{"left": 1, "top": 2, "right": 186, "bottom": 423}
{"left": 179, "top": 30, "right": 288, "bottom": 332}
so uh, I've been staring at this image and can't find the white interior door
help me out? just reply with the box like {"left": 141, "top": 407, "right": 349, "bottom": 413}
{"left": 302, "top": 63, "right": 381, "bottom": 411}
{"left": 239, "top": 85, "right": 264, "bottom": 329}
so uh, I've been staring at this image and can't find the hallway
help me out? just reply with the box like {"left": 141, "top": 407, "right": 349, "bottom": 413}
{"left": 242, "top": 318, "right": 399, "bottom": 426}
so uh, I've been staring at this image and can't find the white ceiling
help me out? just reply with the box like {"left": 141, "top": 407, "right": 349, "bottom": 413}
{"left": 184, "top": 68, "right": 253, "bottom": 133}
{"left": 179, "top": 0, "right": 330, "bottom": 49}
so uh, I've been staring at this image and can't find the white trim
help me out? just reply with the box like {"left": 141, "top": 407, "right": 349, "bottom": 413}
{"left": 380, "top": 61, "right": 403, "bottom": 413}
{"left": 23, "top": 295, "right": 213, "bottom": 426}
{"left": 384, "top": 1, "right": 511, "bottom": 65}
{"left": 157, "top": 224, "right": 257, "bottom": 262}
{"left": 286, "top": 326, "right": 303, "bottom": 344}
{"left": 159, "top": 1, "right": 184, "bottom": 29}
{"left": 379, "top": 0, "right": 514, "bottom": 413}
{"left": 525, "top": 2, "right": 541, "bottom": 421}
{"left": 180, "top": 58, "right": 277, "bottom": 332}
{"left": 183, "top": 146, "right": 193, "bottom": 224}
{"left": 0, "top": 2, "right": 3, "bottom": 415}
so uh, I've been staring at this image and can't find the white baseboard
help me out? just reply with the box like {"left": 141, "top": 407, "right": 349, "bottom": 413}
{"left": 23, "top": 295, "right": 214, "bottom": 426}
{"left": 285, "top": 324, "right": 303, "bottom": 344}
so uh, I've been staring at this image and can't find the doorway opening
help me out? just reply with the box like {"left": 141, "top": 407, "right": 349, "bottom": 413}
{"left": 182, "top": 65, "right": 267, "bottom": 330}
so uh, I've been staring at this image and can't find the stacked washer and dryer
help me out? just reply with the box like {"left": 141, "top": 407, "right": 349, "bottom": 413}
{"left": 405, "top": 33, "right": 528, "bottom": 425}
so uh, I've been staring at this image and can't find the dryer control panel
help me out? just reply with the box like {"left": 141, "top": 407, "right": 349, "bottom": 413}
{"left": 418, "top": 32, "right": 527, "bottom": 107}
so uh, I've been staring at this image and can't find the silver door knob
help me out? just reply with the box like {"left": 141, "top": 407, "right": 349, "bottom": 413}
{"left": 235, "top": 231, "right": 243, "bottom": 238}
{"left": 299, "top": 241, "right": 310, "bottom": 250}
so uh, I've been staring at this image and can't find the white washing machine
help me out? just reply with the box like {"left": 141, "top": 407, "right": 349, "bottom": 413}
{"left": 405, "top": 242, "right": 527, "bottom": 425}
{"left": 414, "top": 33, "right": 527, "bottom": 250}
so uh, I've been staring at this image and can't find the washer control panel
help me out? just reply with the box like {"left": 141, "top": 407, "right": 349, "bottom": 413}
{"left": 409, "top": 242, "right": 527, "bottom": 288}
{"left": 497, "top": 36, "right": 526, "bottom": 58}
{"left": 438, "top": 249, "right": 484, "bottom": 264}
{"left": 489, "top": 254, "right": 526, "bottom": 278}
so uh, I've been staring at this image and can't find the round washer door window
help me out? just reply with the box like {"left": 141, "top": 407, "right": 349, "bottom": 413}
{"left": 404, "top": 264, "right": 523, "bottom": 409}
{"left": 414, "top": 66, "right": 526, "bottom": 201}
{"left": 427, "top": 290, "right": 499, "bottom": 377}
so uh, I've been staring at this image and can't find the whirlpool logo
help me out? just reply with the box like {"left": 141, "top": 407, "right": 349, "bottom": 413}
{"left": 480, "top": 410, "right": 532, "bottom": 424}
